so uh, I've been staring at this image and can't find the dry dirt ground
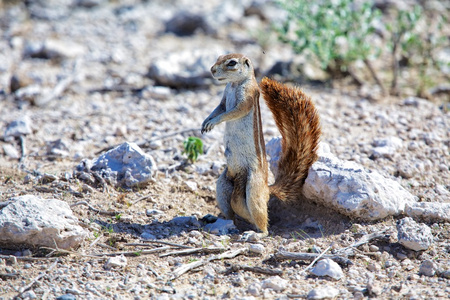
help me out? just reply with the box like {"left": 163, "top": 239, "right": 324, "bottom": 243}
{"left": 1, "top": 0, "right": 450, "bottom": 299}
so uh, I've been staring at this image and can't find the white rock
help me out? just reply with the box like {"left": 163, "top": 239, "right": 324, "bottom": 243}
{"left": 307, "top": 286, "right": 340, "bottom": 299}
{"left": 184, "top": 180, "right": 198, "bottom": 192}
{"left": 46, "top": 139, "right": 70, "bottom": 157}
{"left": 21, "top": 290, "right": 37, "bottom": 299}
{"left": 310, "top": 258, "right": 343, "bottom": 280}
{"left": 405, "top": 202, "right": 450, "bottom": 223}
{"left": 0, "top": 195, "right": 87, "bottom": 249}
{"left": 146, "top": 209, "right": 165, "bottom": 216}
{"left": 104, "top": 255, "right": 127, "bottom": 270}
{"left": 371, "top": 137, "right": 403, "bottom": 159}
{"left": 25, "top": 39, "right": 86, "bottom": 59}
{"left": 77, "top": 142, "right": 156, "bottom": 188}
{"left": 302, "top": 152, "right": 416, "bottom": 220}
{"left": 265, "top": 137, "right": 282, "bottom": 176}
{"left": 247, "top": 283, "right": 261, "bottom": 296}
{"left": 397, "top": 217, "right": 433, "bottom": 251}
{"left": 4, "top": 116, "right": 32, "bottom": 138}
{"left": 261, "top": 276, "right": 288, "bottom": 292}
{"left": 203, "top": 218, "right": 236, "bottom": 235}
{"left": 211, "top": 161, "right": 224, "bottom": 176}
{"left": 3, "top": 144, "right": 20, "bottom": 159}
{"left": 249, "top": 243, "right": 265, "bottom": 255}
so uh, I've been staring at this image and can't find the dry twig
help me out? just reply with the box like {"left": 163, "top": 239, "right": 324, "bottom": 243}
{"left": 127, "top": 240, "right": 193, "bottom": 249}
{"left": 70, "top": 200, "right": 121, "bottom": 216}
{"left": 300, "top": 244, "right": 332, "bottom": 275}
{"left": 159, "top": 247, "right": 225, "bottom": 257}
{"left": 274, "top": 250, "right": 352, "bottom": 267}
{"left": 226, "top": 264, "right": 283, "bottom": 276}
{"left": 132, "top": 195, "right": 156, "bottom": 205}
{"left": 336, "top": 230, "right": 388, "bottom": 256}
{"left": 169, "top": 247, "right": 248, "bottom": 280}
{"left": 0, "top": 254, "right": 58, "bottom": 262}
{"left": 91, "top": 246, "right": 174, "bottom": 257}
{"left": 33, "top": 186, "right": 84, "bottom": 198}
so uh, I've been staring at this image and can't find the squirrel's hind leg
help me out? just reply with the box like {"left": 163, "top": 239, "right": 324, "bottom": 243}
{"left": 216, "top": 168, "right": 235, "bottom": 219}
{"left": 246, "top": 169, "right": 270, "bottom": 235}
{"left": 230, "top": 173, "right": 253, "bottom": 223}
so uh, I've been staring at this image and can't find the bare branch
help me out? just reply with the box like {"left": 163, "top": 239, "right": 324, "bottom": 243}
{"left": 169, "top": 247, "right": 248, "bottom": 280}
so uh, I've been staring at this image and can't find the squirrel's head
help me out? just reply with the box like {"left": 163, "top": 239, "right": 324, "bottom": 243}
{"left": 211, "top": 53, "right": 254, "bottom": 83}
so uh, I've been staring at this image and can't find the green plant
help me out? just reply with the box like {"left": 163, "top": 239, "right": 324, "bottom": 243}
{"left": 386, "top": 5, "right": 449, "bottom": 97}
{"left": 276, "top": 0, "right": 383, "bottom": 87}
{"left": 182, "top": 137, "right": 204, "bottom": 163}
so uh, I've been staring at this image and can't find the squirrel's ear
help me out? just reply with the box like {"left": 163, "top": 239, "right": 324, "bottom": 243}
{"left": 243, "top": 57, "right": 251, "bottom": 68}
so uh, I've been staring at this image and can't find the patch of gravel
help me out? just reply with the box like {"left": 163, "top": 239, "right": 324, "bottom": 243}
{"left": 0, "top": 0, "right": 449, "bottom": 299}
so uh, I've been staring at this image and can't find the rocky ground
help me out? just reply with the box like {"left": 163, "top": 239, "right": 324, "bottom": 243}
{"left": 0, "top": 0, "right": 449, "bottom": 299}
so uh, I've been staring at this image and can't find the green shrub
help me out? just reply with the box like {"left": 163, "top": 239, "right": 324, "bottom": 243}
{"left": 182, "top": 137, "right": 204, "bottom": 163}
{"left": 276, "top": 0, "right": 381, "bottom": 77}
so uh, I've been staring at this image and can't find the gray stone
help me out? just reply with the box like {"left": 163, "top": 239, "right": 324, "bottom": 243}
{"left": 24, "top": 39, "right": 85, "bottom": 59}
{"left": 261, "top": 276, "right": 288, "bottom": 292}
{"left": 307, "top": 286, "right": 340, "bottom": 299}
{"left": 211, "top": 161, "right": 223, "bottom": 176}
{"left": 0, "top": 195, "right": 87, "bottom": 250}
{"left": 4, "top": 116, "right": 32, "bottom": 139}
{"left": 302, "top": 150, "right": 416, "bottom": 220}
{"left": 165, "top": 11, "right": 206, "bottom": 36}
{"left": 104, "top": 255, "right": 127, "bottom": 270}
{"left": 147, "top": 50, "right": 224, "bottom": 88}
{"left": 419, "top": 259, "right": 437, "bottom": 277}
{"left": 3, "top": 144, "right": 20, "bottom": 159}
{"left": 203, "top": 218, "right": 236, "bottom": 235}
{"left": 171, "top": 216, "right": 201, "bottom": 227}
{"left": 14, "top": 84, "right": 45, "bottom": 104}
{"left": 146, "top": 209, "right": 165, "bottom": 216}
{"left": 396, "top": 160, "right": 418, "bottom": 179}
{"left": 265, "top": 137, "right": 282, "bottom": 176}
{"left": 397, "top": 217, "right": 433, "bottom": 251}
{"left": 21, "top": 290, "right": 37, "bottom": 299}
{"left": 77, "top": 142, "right": 156, "bottom": 188}
{"left": 249, "top": 243, "right": 265, "bottom": 255}
{"left": 247, "top": 282, "right": 261, "bottom": 296}
{"left": 56, "top": 294, "right": 77, "bottom": 300}
{"left": 310, "top": 258, "right": 344, "bottom": 280}
{"left": 311, "top": 258, "right": 344, "bottom": 280}
{"left": 46, "top": 139, "right": 70, "bottom": 157}
{"left": 183, "top": 180, "right": 198, "bottom": 192}
{"left": 406, "top": 202, "right": 450, "bottom": 223}
{"left": 371, "top": 137, "right": 403, "bottom": 159}
{"left": 140, "top": 231, "right": 156, "bottom": 240}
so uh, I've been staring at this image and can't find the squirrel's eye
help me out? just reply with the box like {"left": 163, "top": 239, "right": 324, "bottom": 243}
{"left": 227, "top": 60, "right": 237, "bottom": 67}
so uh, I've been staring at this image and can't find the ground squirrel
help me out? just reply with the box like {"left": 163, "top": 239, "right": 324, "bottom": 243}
{"left": 201, "top": 53, "right": 321, "bottom": 234}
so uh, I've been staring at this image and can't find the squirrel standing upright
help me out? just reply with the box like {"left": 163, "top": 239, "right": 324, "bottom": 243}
{"left": 201, "top": 53, "right": 321, "bottom": 235}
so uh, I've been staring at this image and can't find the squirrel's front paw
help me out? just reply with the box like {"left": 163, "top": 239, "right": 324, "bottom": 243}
{"left": 201, "top": 118, "right": 217, "bottom": 134}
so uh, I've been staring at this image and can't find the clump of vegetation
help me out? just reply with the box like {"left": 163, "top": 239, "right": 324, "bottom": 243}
{"left": 276, "top": 0, "right": 449, "bottom": 98}
{"left": 276, "top": 0, "right": 383, "bottom": 86}
{"left": 182, "top": 137, "right": 204, "bottom": 163}
{"left": 386, "top": 5, "right": 449, "bottom": 97}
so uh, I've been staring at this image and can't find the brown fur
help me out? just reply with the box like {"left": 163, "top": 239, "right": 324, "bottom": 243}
{"left": 260, "top": 77, "right": 321, "bottom": 202}
{"left": 202, "top": 54, "right": 321, "bottom": 234}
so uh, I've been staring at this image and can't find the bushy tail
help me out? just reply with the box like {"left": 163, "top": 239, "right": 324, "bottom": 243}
{"left": 260, "top": 77, "right": 321, "bottom": 202}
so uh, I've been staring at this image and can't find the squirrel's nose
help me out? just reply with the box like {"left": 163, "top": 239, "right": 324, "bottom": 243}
{"left": 211, "top": 65, "right": 216, "bottom": 74}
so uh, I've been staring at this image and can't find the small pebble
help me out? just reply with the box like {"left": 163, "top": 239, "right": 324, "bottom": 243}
{"left": 248, "top": 243, "right": 265, "bottom": 255}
